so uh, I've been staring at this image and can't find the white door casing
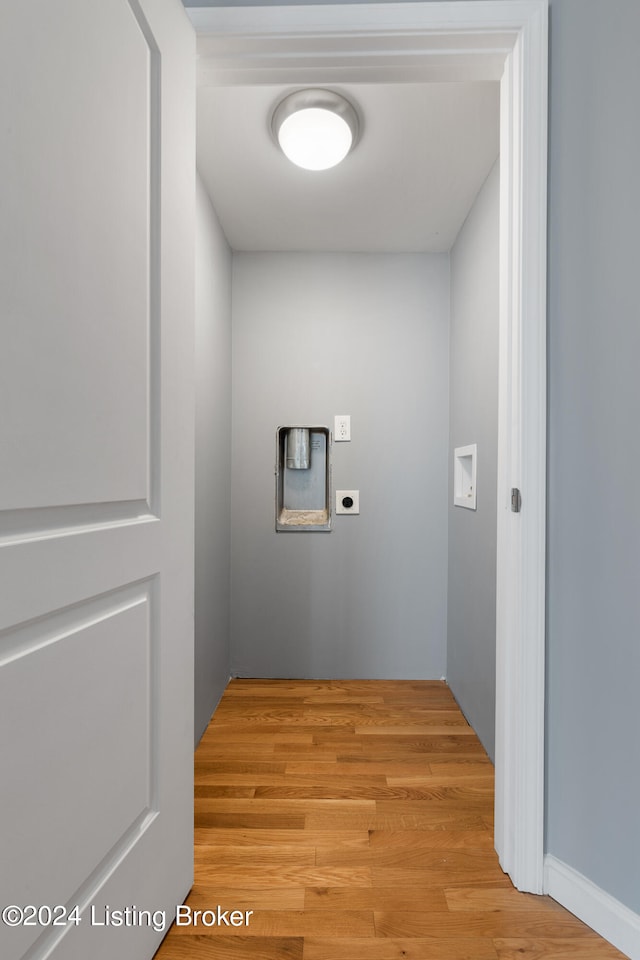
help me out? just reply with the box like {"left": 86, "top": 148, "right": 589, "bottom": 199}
{"left": 190, "top": 0, "right": 548, "bottom": 893}
{"left": 0, "top": 1, "right": 195, "bottom": 958}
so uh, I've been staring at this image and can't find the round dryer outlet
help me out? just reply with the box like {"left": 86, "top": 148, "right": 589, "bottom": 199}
{"left": 336, "top": 490, "right": 359, "bottom": 515}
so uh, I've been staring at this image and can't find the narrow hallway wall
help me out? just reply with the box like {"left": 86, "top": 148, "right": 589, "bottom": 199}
{"left": 194, "top": 173, "right": 232, "bottom": 743}
{"left": 230, "top": 252, "right": 449, "bottom": 679}
{"left": 447, "top": 161, "right": 499, "bottom": 761}
{"left": 546, "top": 0, "right": 640, "bottom": 920}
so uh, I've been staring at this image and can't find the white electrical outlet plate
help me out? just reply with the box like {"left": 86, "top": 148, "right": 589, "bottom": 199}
{"left": 336, "top": 490, "right": 359, "bottom": 515}
{"left": 334, "top": 415, "right": 351, "bottom": 442}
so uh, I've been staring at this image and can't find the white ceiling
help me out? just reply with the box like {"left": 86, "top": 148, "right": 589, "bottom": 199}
{"left": 197, "top": 81, "right": 499, "bottom": 254}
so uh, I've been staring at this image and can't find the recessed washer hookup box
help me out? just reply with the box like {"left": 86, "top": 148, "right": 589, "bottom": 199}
{"left": 275, "top": 425, "right": 332, "bottom": 532}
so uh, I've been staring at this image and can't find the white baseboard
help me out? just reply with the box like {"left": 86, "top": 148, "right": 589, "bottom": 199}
{"left": 544, "top": 854, "right": 640, "bottom": 960}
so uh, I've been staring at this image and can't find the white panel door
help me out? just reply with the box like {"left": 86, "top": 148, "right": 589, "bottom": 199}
{"left": 0, "top": 2, "right": 195, "bottom": 958}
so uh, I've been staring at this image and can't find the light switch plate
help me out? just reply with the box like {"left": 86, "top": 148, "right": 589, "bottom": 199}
{"left": 336, "top": 490, "right": 359, "bottom": 515}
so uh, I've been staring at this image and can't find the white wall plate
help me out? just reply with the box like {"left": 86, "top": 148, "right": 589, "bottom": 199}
{"left": 336, "top": 490, "right": 359, "bottom": 514}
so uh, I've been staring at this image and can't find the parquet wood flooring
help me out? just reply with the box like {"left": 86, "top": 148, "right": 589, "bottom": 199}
{"left": 153, "top": 679, "right": 626, "bottom": 960}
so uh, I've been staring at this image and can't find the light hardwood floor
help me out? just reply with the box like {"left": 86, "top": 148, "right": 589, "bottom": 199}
{"left": 153, "top": 679, "right": 625, "bottom": 960}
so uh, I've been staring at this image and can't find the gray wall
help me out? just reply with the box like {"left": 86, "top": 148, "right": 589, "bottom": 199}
{"left": 447, "top": 161, "right": 499, "bottom": 762}
{"left": 546, "top": 0, "right": 640, "bottom": 913}
{"left": 231, "top": 252, "right": 449, "bottom": 679}
{"left": 194, "top": 173, "right": 232, "bottom": 743}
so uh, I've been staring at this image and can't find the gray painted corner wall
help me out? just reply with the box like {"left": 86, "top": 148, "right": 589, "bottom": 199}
{"left": 230, "top": 252, "right": 449, "bottom": 679}
{"left": 447, "top": 161, "right": 499, "bottom": 762}
{"left": 546, "top": 0, "right": 640, "bottom": 913}
{"left": 194, "top": 173, "right": 232, "bottom": 743}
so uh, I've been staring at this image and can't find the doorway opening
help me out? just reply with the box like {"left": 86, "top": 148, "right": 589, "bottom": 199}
{"left": 189, "top": 0, "right": 548, "bottom": 895}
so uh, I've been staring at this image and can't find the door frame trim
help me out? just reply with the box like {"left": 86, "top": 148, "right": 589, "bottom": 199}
{"left": 190, "top": 0, "right": 548, "bottom": 893}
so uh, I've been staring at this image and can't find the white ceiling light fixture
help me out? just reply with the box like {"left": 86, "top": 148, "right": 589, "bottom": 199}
{"left": 271, "top": 89, "right": 360, "bottom": 171}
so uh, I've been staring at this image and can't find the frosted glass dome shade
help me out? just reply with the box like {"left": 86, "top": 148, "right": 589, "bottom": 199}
{"left": 278, "top": 108, "right": 352, "bottom": 171}
{"left": 272, "top": 90, "right": 359, "bottom": 171}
